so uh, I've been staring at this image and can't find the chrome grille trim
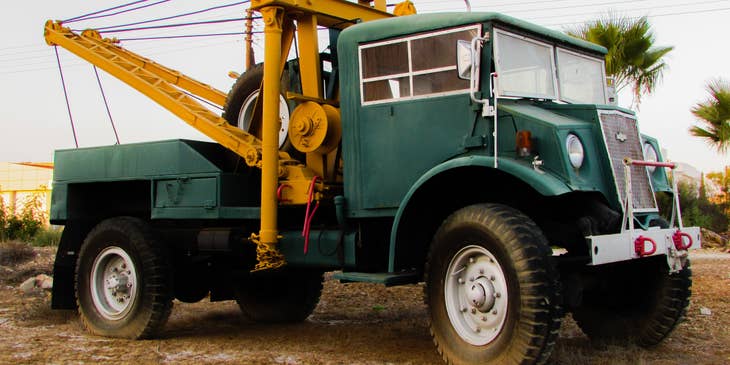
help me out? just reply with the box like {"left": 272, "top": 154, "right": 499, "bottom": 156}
{"left": 598, "top": 110, "right": 657, "bottom": 211}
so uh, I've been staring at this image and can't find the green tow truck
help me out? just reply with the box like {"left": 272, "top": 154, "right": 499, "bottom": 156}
{"left": 46, "top": 6, "right": 699, "bottom": 365}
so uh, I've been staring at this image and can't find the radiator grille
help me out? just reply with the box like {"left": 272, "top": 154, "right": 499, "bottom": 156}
{"left": 598, "top": 111, "right": 657, "bottom": 211}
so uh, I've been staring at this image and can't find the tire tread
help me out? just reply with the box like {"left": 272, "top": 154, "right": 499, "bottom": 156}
{"left": 75, "top": 217, "right": 172, "bottom": 339}
{"left": 424, "top": 204, "right": 561, "bottom": 365}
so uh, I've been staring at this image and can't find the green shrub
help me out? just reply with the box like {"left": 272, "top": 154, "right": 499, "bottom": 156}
{"left": 658, "top": 179, "right": 729, "bottom": 232}
{"left": 31, "top": 226, "right": 63, "bottom": 247}
{"left": 0, "top": 193, "right": 46, "bottom": 242}
{"left": 0, "top": 197, "right": 6, "bottom": 239}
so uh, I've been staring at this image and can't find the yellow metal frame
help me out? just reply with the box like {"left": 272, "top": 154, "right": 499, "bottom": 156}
{"left": 251, "top": 0, "right": 393, "bottom": 268}
{"left": 79, "top": 29, "right": 228, "bottom": 107}
{"left": 258, "top": 6, "right": 287, "bottom": 268}
{"left": 251, "top": 0, "right": 391, "bottom": 28}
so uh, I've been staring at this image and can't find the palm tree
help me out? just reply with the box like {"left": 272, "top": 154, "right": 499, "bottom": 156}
{"left": 567, "top": 15, "right": 673, "bottom": 107}
{"left": 690, "top": 79, "right": 730, "bottom": 152}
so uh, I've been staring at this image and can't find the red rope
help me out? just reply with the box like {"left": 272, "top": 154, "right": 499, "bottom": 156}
{"left": 302, "top": 176, "right": 321, "bottom": 254}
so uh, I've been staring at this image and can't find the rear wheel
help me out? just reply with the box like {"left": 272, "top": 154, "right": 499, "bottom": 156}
{"left": 425, "top": 204, "right": 561, "bottom": 365}
{"left": 572, "top": 256, "right": 692, "bottom": 347}
{"left": 173, "top": 269, "right": 209, "bottom": 303}
{"left": 75, "top": 217, "right": 173, "bottom": 339}
{"left": 235, "top": 268, "right": 323, "bottom": 323}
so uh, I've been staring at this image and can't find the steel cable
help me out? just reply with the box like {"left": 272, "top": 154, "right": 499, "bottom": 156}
{"left": 94, "top": 1, "right": 251, "bottom": 31}
{"left": 53, "top": 46, "right": 79, "bottom": 148}
{"left": 93, "top": 17, "right": 255, "bottom": 34}
{"left": 117, "top": 31, "right": 262, "bottom": 42}
{"left": 93, "top": 66, "right": 121, "bottom": 145}
{"left": 63, "top": 0, "right": 148, "bottom": 23}
{"left": 64, "top": 0, "right": 171, "bottom": 24}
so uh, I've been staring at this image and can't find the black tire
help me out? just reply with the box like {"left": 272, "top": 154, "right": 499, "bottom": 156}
{"left": 75, "top": 217, "right": 173, "bottom": 339}
{"left": 572, "top": 256, "right": 692, "bottom": 347}
{"left": 222, "top": 64, "right": 295, "bottom": 152}
{"left": 173, "top": 271, "right": 209, "bottom": 303}
{"left": 425, "top": 204, "right": 561, "bottom": 365}
{"left": 235, "top": 268, "right": 323, "bottom": 323}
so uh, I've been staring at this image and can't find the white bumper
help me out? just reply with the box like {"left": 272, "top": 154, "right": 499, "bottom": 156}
{"left": 588, "top": 226, "right": 701, "bottom": 272}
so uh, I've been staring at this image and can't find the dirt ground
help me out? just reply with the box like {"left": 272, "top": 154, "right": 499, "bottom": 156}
{"left": 0, "top": 247, "right": 728, "bottom": 365}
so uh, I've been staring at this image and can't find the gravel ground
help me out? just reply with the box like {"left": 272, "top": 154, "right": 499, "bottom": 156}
{"left": 0, "top": 246, "right": 727, "bottom": 364}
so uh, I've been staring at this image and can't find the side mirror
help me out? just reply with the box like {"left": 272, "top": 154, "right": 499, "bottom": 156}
{"left": 456, "top": 40, "right": 472, "bottom": 80}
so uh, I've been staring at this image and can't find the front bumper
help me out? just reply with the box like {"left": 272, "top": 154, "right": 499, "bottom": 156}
{"left": 588, "top": 226, "right": 701, "bottom": 272}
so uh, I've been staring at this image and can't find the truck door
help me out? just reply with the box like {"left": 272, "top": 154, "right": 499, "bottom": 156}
{"left": 344, "top": 25, "right": 482, "bottom": 214}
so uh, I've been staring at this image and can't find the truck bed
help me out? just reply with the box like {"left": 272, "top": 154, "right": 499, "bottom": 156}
{"left": 50, "top": 139, "right": 262, "bottom": 223}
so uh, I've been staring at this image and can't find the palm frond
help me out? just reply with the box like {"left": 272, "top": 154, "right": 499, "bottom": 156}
{"left": 565, "top": 14, "right": 672, "bottom": 108}
{"left": 690, "top": 78, "right": 730, "bottom": 152}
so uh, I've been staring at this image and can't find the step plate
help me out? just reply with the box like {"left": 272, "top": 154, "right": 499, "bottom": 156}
{"left": 332, "top": 271, "right": 420, "bottom": 286}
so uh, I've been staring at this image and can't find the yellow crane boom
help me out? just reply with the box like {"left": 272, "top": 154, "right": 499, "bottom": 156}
{"left": 44, "top": 21, "right": 272, "bottom": 168}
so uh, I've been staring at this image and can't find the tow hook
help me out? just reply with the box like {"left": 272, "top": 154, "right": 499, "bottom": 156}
{"left": 672, "top": 230, "right": 693, "bottom": 251}
{"left": 634, "top": 236, "right": 657, "bottom": 257}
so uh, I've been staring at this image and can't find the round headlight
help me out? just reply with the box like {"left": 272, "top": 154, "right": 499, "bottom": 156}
{"left": 643, "top": 143, "right": 658, "bottom": 173}
{"left": 566, "top": 134, "right": 584, "bottom": 169}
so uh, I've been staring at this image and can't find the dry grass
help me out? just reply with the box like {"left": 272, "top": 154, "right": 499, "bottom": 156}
{"left": 0, "top": 241, "right": 36, "bottom": 267}
{"left": 0, "top": 242, "right": 53, "bottom": 285}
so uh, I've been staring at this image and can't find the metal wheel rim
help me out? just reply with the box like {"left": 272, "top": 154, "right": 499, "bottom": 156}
{"left": 444, "top": 245, "right": 509, "bottom": 346}
{"left": 90, "top": 246, "right": 139, "bottom": 320}
{"left": 238, "top": 90, "right": 290, "bottom": 148}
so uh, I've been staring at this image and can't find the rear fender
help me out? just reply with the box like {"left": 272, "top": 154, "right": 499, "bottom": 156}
{"left": 51, "top": 222, "right": 94, "bottom": 309}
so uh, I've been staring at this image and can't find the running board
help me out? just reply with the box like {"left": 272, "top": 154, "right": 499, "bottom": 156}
{"left": 332, "top": 271, "right": 419, "bottom": 286}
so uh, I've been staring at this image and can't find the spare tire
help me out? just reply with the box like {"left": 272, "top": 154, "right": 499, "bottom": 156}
{"left": 222, "top": 64, "right": 295, "bottom": 151}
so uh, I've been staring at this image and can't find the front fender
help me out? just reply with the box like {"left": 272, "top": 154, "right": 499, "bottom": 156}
{"left": 388, "top": 156, "right": 572, "bottom": 272}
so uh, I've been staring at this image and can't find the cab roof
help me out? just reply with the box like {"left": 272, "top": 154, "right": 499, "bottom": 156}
{"left": 339, "top": 12, "right": 607, "bottom": 55}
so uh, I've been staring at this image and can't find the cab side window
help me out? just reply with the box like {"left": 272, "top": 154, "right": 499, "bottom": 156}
{"left": 359, "top": 26, "right": 480, "bottom": 105}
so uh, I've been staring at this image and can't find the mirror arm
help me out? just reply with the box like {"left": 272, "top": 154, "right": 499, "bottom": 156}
{"left": 468, "top": 35, "right": 499, "bottom": 168}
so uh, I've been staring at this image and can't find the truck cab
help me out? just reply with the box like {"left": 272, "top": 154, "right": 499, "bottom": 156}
{"left": 336, "top": 13, "right": 691, "bottom": 272}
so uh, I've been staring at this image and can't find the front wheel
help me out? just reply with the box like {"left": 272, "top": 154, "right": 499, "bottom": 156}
{"left": 425, "top": 204, "right": 561, "bottom": 365}
{"left": 75, "top": 217, "right": 173, "bottom": 339}
{"left": 572, "top": 256, "right": 692, "bottom": 347}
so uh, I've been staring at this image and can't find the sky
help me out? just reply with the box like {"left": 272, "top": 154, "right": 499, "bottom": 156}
{"left": 1, "top": 0, "right": 730, "bottom": 174}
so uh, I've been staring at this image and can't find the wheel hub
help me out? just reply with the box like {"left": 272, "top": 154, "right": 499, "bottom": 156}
{"left": 90, "top": 247, "right": 138, "bottom": 320}
{"left": 106, "top": 272, "right": 130, "bottom": 294}
{"left": 467, "top": 277, "right": 496, "bottom": 312}
{"left": 444, "top": 246, "right": 509, "bottom": 346}
{"left": 238, "top": 90, "right": 290, "bottom": 148}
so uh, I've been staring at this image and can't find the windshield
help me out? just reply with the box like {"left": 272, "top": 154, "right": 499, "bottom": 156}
{"left": 493, "top": 29, "right": 607, "bottom": 104}
{"left": 556, "top": 48, "right": 606, "bottom": 104}
{"left": 493, "top": 30, "right": 556, "bottom": 99}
